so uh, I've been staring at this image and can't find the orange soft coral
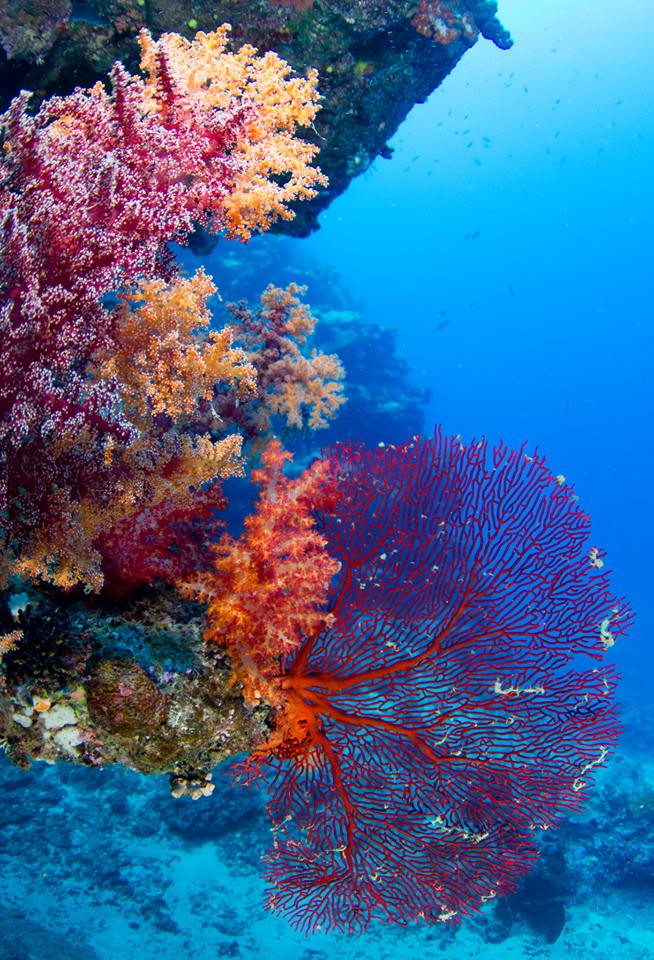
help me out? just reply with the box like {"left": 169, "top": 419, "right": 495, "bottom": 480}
{"left": 224, "top": 283, "right": 345, "bottom": 439}
{"left": 179, "top": 440, "right": 339, "bottom": 706}
{"left": 16, "top": 431, "right": 245, "bottom": 592}
{"left": 0, "top": 630, "right": 22, "bottom": 659}
{"left": 96, "top": 270, "right": 256, "bottom": 422}
{"left": 137, "top": 26, "right": 327, "bottom": 240}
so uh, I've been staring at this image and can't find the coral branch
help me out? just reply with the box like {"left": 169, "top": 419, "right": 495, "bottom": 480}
{"left": 94, "top": 270, "right": 256, "bottom": 422}
{"left": 220, "top": 283, "right": 345, "bottom": 441}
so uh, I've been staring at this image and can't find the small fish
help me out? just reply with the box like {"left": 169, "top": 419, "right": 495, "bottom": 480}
{"left": 436, "top": 320, "right": 450, "bottom": 331}
{"left": 508, "top": 283, "right": 516, "bottom": 297}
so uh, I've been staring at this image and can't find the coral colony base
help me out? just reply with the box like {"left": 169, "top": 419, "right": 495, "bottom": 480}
{"left": 0, "top": 15, "right": 631, "bottom": 937}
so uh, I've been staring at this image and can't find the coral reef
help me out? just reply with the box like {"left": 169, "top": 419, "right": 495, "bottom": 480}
{"left": 0, "top": 26, "right": 326, "bottom": 593}
{"left": 0, "top": 12, "right": 633, "bottom": 941}
{"left": 0, "top": 1, "right": 512, "bottom": 235}
{"left": 0, "top": 428, "right": 632, "bottom": 931}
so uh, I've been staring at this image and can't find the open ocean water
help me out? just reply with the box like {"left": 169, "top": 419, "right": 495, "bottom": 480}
{"left": 1, "top": 0, "right": 652, "bottom": 958}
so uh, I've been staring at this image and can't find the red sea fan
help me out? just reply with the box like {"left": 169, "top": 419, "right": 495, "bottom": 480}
{"left": 243, "top": 430, "right": 632, "bottom": 932}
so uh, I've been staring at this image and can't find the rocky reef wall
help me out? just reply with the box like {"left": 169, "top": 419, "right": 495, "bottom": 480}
{"left": 0, "top": 0, "right": 512, "bottom": 234}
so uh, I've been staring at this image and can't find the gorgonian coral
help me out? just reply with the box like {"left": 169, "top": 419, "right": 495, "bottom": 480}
{"left": 238, "top": 430, "right": 631, "bottom": 932}
{"left": 0, "top": 27, "right": 328, "bottom": 592}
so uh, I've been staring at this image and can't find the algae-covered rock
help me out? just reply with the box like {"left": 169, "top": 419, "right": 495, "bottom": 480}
{"left": 0, "top": 582, "right": 272, "bottom": 779}
{"left": 86, "top": 658, "right": 168, "bottom": 739}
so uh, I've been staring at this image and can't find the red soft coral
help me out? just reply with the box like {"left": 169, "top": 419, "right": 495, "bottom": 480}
{"left": 179, "top": 440, "right": 340, "bottom": 705}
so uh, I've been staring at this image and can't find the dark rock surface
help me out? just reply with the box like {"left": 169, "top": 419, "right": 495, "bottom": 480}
{"left": 0, "top": 0, "right": 512, "bottom": 235}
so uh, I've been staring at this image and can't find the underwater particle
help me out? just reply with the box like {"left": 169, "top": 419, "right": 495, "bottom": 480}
{"left": 589, "top": 547, "right": 605, "bottom": 569}
{"left": 599, "top": 617, "right": 616, "bottom": 649}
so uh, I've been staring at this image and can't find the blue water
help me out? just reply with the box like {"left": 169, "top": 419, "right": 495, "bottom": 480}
{"left": 299, "top": 0, "right": 653, "bottom": 707}
{"left": 2, "top": 1, "right": 653, "bottom": 957}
